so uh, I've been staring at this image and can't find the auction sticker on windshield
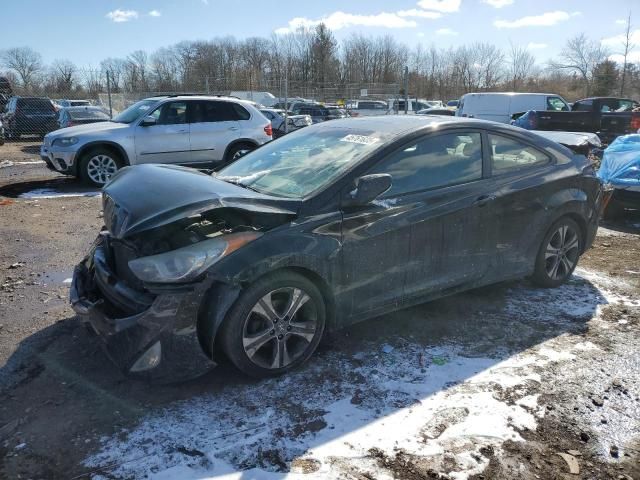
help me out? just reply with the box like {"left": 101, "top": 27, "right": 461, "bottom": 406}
{"left": 340, "top": 134, "right": 380, "bottom": 145}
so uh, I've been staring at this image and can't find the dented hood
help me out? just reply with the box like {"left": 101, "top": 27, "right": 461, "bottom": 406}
{"left": 102, "top": 164, "right": 297, "bottom": 238}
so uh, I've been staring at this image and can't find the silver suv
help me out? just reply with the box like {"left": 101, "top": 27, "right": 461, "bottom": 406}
{"left": 41, "top": 95, "right": 272, "bottom": 186}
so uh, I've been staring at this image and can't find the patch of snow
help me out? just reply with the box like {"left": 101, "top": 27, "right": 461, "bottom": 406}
{"left": 18, "top": 189, "right": 100, "bottom": 199}
{"left": 371, "top": 198, "right": 398, "bottom": 208}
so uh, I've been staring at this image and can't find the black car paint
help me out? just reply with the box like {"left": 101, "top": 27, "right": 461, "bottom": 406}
{"left": 71, "top": 117, "right": 602, "bottom": 381}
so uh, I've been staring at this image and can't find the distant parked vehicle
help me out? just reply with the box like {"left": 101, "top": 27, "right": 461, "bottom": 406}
{"left": 512, "top": 97, "right": 640, "bottom": 144}
{"left": 416, "top": 107, "right": 455, "bottom": 116}
{"left": 390, "top": 99, "right": 434, "bottom": 114}
{"left": 57, "top": 106, "right": 111, "bottom": 129}
{"left": 56, "top": 99, "right": 92, "bottom": 108}
{"left": 346, "top": 100, "right": 388, "bottom": 117}
{"left": 447, "top": 100, "right": 460, "bottom": 109}
{"left": 457, "top": 92, "right": 570, "bottom": 124}
{"left": 259, "top": 108, "right": 312, "bottom": 138}
{"left": 41, "top": 95, "right": 272, "bottom": 186}
{"left": 2, "top": 96, "right": 58, "bottom": 139}
{"left": 325, "top": 105, "right": 348, "bottom": 120}
{"left": 291, "top": 104, "right": 333, "bottom": 123}
{"left": 230, "top": 91, "right": 277, "bottom": 107}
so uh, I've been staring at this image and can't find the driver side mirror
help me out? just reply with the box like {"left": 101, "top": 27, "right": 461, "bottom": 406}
{"left": 344, "top": 174, "right": 392, "bottom": 207}
{"left": 140, "top": 115, "right": 157, "bottom": 127}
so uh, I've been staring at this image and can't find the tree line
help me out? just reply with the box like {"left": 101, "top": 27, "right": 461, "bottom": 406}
{"left": 1, "top": 22, "right": 638, "bottom": 103}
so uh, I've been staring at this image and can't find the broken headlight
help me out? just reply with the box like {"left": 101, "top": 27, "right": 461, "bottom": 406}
{"left": 128, "top": 231, "right": 261, "bottom": 283}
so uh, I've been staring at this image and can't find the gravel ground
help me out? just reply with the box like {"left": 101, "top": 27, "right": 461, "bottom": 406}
{"left": 0, "top": 140, "right": 638, "bottom": 480}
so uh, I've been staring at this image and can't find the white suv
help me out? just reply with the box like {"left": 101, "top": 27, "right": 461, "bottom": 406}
{"left": 41, "top": 95, "right": 272, "bottom": 186}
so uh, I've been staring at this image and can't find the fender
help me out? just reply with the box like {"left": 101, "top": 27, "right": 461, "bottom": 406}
{"left": 75, "top": 141, "right": 131, "bottom": 174}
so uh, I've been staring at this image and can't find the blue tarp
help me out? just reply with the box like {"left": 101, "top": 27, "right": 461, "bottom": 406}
{"left": 597, "top": 134, "right": 640, "bottom": 187}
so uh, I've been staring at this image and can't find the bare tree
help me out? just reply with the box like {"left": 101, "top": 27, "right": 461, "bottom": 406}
{"left": 551, "top": 33, "right": 609, "bottom": 96}
{"left": 1, "top": 46, "right": 43, "bottom": 89}
{"left": 619, "top": 12, "right": 635, "bottom": 96}
{"left": 508, "top": 43, "right": 536, "bottom": 90}
{"left": 50, "top": 59, "right": 76, "bottom": 92}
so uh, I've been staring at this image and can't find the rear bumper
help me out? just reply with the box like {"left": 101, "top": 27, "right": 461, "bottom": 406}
{"left": 70, "top": 236, "right": 217, "bottom": 382}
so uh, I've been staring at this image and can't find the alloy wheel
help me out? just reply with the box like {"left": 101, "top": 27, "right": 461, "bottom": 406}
{"left": 87, "top": 154, "right": 118, "bottom": 185}
{"left": 242, "top": 287, "right": 318, "bottom": 370}
{"left": 544, "top": 224, "right": 580, "bottom": 281}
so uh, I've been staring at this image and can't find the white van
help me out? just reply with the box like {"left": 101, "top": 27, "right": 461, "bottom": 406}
{"left": 230, "top": 91, "right": 277, "bottom": 107}
{"left": 456, "top": 92, "right": 570, "bottom": 123}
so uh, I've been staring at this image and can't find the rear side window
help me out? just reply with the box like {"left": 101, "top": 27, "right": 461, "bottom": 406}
{"left": 369, "top": 132, "right": 483, "bottom": 196}
{"left": 489, "top": 134, "right": 549, "bottom": 173}
{"left": 572, "top": 100, "right": 592, "bottom": 111}
{"left": 546, "top": 97, "right": 569, "bottom": 111}
{"left": 18, "top": 98, "right": 55, "bottom": 112}
{"left": 192, "top": 101, "right": 250, "bottom": 122}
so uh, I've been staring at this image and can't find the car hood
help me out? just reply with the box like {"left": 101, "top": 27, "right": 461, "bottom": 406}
{"left": 46, "top": 121, "right": 129, "bottom": 139}
{"left": 102, "top": 164, "right": 298, "bottom": 238}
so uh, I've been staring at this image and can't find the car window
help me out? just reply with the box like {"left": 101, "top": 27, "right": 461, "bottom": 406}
{"left": 489, "top": 134, "right": 549, "bottom": 173}
{"left": 150, "top": 101, "right": 187, "bottom": 125}
{"left": 616, "top": 100, "right": 634, "bottom": 112}
{"left": 261, "top": 110, "right": 274, "bottom": 120}
{"left": 369, "top": 132, "right": 483, "bottom": 197}
{"left": 546, "top": 97, "right": 569, "bottom": 111}
{"left": 18, "top": 98, "right": 55, "bottom": 112}
{"left": 572, "top": 100, "right": 592, "bottom": 112}
{"left": 191, "top": 101, "right": 249, "bottom": 123}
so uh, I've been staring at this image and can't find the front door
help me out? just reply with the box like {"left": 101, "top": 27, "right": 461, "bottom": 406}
{"left": 134, "top": 100, "right": 191, "bottom": 164}
{"left": 363, "top": 130, "right": 494, "bottom": 303}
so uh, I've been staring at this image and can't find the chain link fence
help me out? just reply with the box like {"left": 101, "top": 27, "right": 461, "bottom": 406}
{"left": 0, "top": 68, "right": 412, "bottom": 141}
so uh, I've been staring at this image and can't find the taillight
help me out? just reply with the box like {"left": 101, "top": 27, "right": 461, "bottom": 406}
{"left": 264, "top": 124, "right": 272, "bottom": 136}
{"left": 631, "top": 113, "right": 640, "bottom": 131}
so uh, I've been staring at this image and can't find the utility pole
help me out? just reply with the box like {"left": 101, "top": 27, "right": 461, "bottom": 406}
{"left": 284, "top": 66, "right": 288, "bottom": 134}
{"left": 106, "top": 71, "right": 113, "bottom": 119}
{"left": 403, "top": 66, "right": 409, "bottom": 115}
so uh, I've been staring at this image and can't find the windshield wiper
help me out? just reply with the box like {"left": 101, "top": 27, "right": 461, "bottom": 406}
{"left": 219, "top": 177, "right": 263, "bottom": 194}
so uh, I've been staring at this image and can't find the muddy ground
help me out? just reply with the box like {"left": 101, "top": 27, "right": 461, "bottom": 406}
{"left": 0, "top": 140, "right": 638, "bottom": 480}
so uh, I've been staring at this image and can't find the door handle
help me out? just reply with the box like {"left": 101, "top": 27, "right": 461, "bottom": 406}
{"left": 228, "top": 126, "right": 239, "bottom": 131}
{"left": 474, "top": 194, "right": 496, "bottom": 207}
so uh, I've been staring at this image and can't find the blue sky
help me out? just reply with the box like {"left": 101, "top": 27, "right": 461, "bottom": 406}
{"left": 1, "top": 0, "right": 638, "bottom": 67}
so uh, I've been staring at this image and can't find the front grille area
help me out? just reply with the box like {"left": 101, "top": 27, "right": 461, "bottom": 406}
{"left": 106, "top": 237, "right": 146, "bottom": 292}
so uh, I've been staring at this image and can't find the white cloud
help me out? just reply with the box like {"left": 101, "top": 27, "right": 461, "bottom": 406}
{"left": 482, "top": 0, "right": 514, "bottom": 8}
{"left": 106, "top": 9, "right": 138, "bottom": 23}
{"left": 148, "top": 10, "right": 161, "bottom": 17}
{"left": 397, "top": 9, "right": 442, "bottom": 19}
{"left": 527, "top": 42, "right": 548, "bottom": 49}
{"left": 601, "top": 29, "right": 640, "bottom": 47}
{"left": 436, "top": 27, "right": 458, "bottom": 35}
{"left": 275, "top": 11, "right": 417, "bottom": 34}
{"left": 610, "top": 52, "right": 640, "bottom": 63}
{"left": 493, "top": 10, "right": 575, "bottom": 28}
{"left": 417, "top": 0, "right": 461, "bottom": 13}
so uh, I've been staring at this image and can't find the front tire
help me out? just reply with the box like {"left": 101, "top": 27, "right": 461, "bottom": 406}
{"left": 79, "top": 148, "right": 122, "bottom": 187}
{"left": 531, "top": 217, "right": 582, "bottom": 288}
{"left": 219, "top": 271, "right": 326, "bottom": 378}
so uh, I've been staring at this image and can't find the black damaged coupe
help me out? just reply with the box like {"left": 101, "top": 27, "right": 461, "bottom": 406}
{"left": 71, "top": 116, "right": 603, "bottom": 379}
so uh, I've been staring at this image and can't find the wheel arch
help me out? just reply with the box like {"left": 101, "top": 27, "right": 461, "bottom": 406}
{"left": 223, "top": 139, "right": 259, "bottom": 161}
{"left": 198, "top": 264, "right": 337, "bottom": 360}
{"left": 76, "top": 141, "right": 130, "bottom": 173}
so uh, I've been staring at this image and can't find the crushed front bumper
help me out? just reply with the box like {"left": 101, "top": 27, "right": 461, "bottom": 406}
{"left": 70, "top": 235, "right": 218, "bottom": 382}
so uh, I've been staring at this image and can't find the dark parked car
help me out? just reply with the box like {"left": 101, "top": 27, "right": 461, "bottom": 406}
{"left": 71, "top": 117, "right": 603, "bottom": 380}
{"left": 512, "top": 97, "right": 640, "bottom": 144}
{"left": 57, "top": 106, "right": 111, "bottom": 129}
{"left": 2, "top": 96, "right": 58, "bottom": 138}
{"left": 291, "top": 104, "right": 332, "bottom": 123}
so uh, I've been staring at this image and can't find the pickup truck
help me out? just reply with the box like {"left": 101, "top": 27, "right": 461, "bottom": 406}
{"left": 512, "top": 97, "right": 640, "bottom": 144}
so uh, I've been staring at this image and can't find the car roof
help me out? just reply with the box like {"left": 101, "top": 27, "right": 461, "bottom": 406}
{"left": 310, "top": 115, "right": 507, "bottom": 134}
{"left": 462, "top": 92, "right": 558, "bottom": 97}
{"left": 63, "top": 106, "right": 105, "bottom": 111}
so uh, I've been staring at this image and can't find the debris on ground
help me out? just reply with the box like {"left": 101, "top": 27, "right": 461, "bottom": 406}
{"left": 557, "top": 452, "right": 580, "bottom": 474}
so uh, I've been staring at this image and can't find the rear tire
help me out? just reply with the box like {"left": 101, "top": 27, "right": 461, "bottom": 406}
{"left": 219, "top": 271, "right": 326, "bottom": 378}
{"left": 224, "top": 142, "right": 255, "bottom": 164}
{"left": 531, "top": 217, "right": 583, "bottom": 288}
{"left": 79, "top": 148, "right": 122, "bottom": 187}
